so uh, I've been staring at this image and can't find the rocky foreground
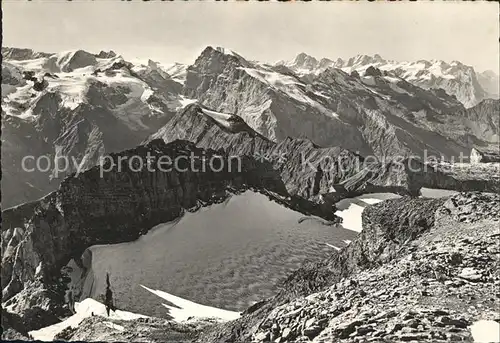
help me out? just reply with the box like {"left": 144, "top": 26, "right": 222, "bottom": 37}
{"left": 5, "top": 192, "right": 497, "bottom": 342}
{"left": 202, "top": 192, "right": 500, "bottom": 343}
{"left": 1, "top": 134, "right": 499, "bottom": 342}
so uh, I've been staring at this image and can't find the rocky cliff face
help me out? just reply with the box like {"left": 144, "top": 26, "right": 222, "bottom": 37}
{"left": 453, "top": 99, "right": 500, "bottom": 144}
{"left": 477, "top": 70, "right": 500, "bottom": 99}
{"left": 200, "top": 192, "right": 500, "bottom": 342}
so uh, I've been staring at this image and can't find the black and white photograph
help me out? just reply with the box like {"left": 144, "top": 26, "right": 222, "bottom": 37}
{"left": 1, "top": 1, "right": 499, "bottom": 342}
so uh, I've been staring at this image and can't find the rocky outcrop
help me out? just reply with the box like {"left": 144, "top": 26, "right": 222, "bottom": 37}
{"left": 364, "top": 66, "right": 383, "bottom": 77}
{"left": 471, "top": 147, "right": 500, "bottom": 163}
{"left": 477, "top": 70, "right": 500, "bottom": 99}
{"left": 1, "top": 99, "right": 149, "bottom": 209}
{"left": 456, "top": 99, "right": 500, "bottom": 145}
{"left": 53, "top": 315, "right": 218, "bottom": 342}
{"left": 1, "top": 308, "right": 30, "bottom": 340}
{"left": 200, "top": 192, "right": 500, "bottom": 342}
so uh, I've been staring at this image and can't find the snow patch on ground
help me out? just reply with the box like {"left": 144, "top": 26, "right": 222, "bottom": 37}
{"left": 215, "top": 47, "right": 238, "bottom": 57}
{"left": 7, "top": 57, "right": 49, "bottom": 71}
{"left": 420, "top": 188, "right": 459, "bottom": 198}
{"left": 360, "top": 198, "right": 385, "bottom": 205}
{"left": 104, "top": 322, "right": 125, "bottom": 331}
{"left": 360, "top": 76, "right": 376, "bottom": 86}
{"left": 178, "top": 95, "right": 197, "bottom": 109}
{"left": 29, "top": 298, "right": 148, "bottom": 341}
{"left": 335, "top": 193, "right": 401, "bottom": 232}
{"left": 161, "top": 62, "right": 188, "bottom": 85}
{"left": 241, "top": 67, "right": 302, "bottom": 87}
{"left": 470, "top": 320, "right": 500, "bottom": 343}
{"left": 3, "top": 90, "right": 35, "bottom": 119}
{"left": 84, "top": 191, "right": 355, "bottom": 316}
{"left": 383, "top": 76, "right": 401, "bottom": 83}
{"left": 324, "top": 243, "right": 342, "bottom": 251}
{"left": 140, "top": 88, "right": 154, "bottom": 102}
{"left": 140, "top": 285, "right": 240, "bottom": 322}
{"left": 240, "top": 67, "right": 338, "bottom": 118}
{"left": 34, "top": 262, "right": 43, "bottom": 277}
{"left": 201, "top": 108, "right": 234, "bottom": 129}
{"left": 96, "top": 71, "right": 152, "bottom": 130}
{"left": 47, "top": 75, "right": 89, "bottom": 110}
{"left": 336, "top": 203, "right": 365, "bottom": 232}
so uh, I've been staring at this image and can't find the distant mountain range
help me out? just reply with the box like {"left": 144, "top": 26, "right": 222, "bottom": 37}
{"left": 1, "top": 46, "right": 499, "bottom": 208}
{"left": 279, "top": 52, "right": 499, "bottom": 108}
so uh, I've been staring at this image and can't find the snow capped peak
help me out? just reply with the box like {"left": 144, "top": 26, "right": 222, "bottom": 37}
{"left": 288, "top": 52, "right": 319, "bottom": 71}
{"left": 214, "top": 46, "right": 234, "bottom": 55}
{"left": 193, "top": 46, "right": 254, "bottom": 72}
{"left": 477, "top": 70, "right": 500, "bottom": 98}
{"left": 1, "top": 47, "right": 52, "bottom": 61}
{"left": 96, "top": 50, "right": 117, "bottom": 59}
{"left": 213, "top": 46, "right": 239, "bottom": 57}
{"left": 284, "top": 53, "right": 387, "bottom": 74}
{"left": 480, "top": 69, "right": 498, "bottom": 77}
{"left": 416, "top": 59, "right": 432, "bottom": 68}
{"left": 294, "top": 52, "right": 318, "bottom": 63}
{"left": 345, "top": 54, "right": 385, "bottom": 68}
{"left": 199, "top": 46, "right": 248, "bottom": 65}
{"left": 161, "top": 62, "right": 188, "bottom": 84}
{"left": 319, "top": 57, "right": 334, "bottom": 69}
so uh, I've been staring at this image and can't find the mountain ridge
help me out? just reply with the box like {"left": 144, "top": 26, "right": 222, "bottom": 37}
{"left": 150, "top": 103, "right": 500, "bottom": 201}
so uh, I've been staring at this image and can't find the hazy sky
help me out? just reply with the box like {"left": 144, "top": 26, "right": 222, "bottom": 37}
{"left": 3, "top": 1, "right": 499, "bottom": 72}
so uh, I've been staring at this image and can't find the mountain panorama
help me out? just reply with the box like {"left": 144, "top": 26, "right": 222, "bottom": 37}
{"left": 1, "top": 46, "right": 500, "bottom": 343}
